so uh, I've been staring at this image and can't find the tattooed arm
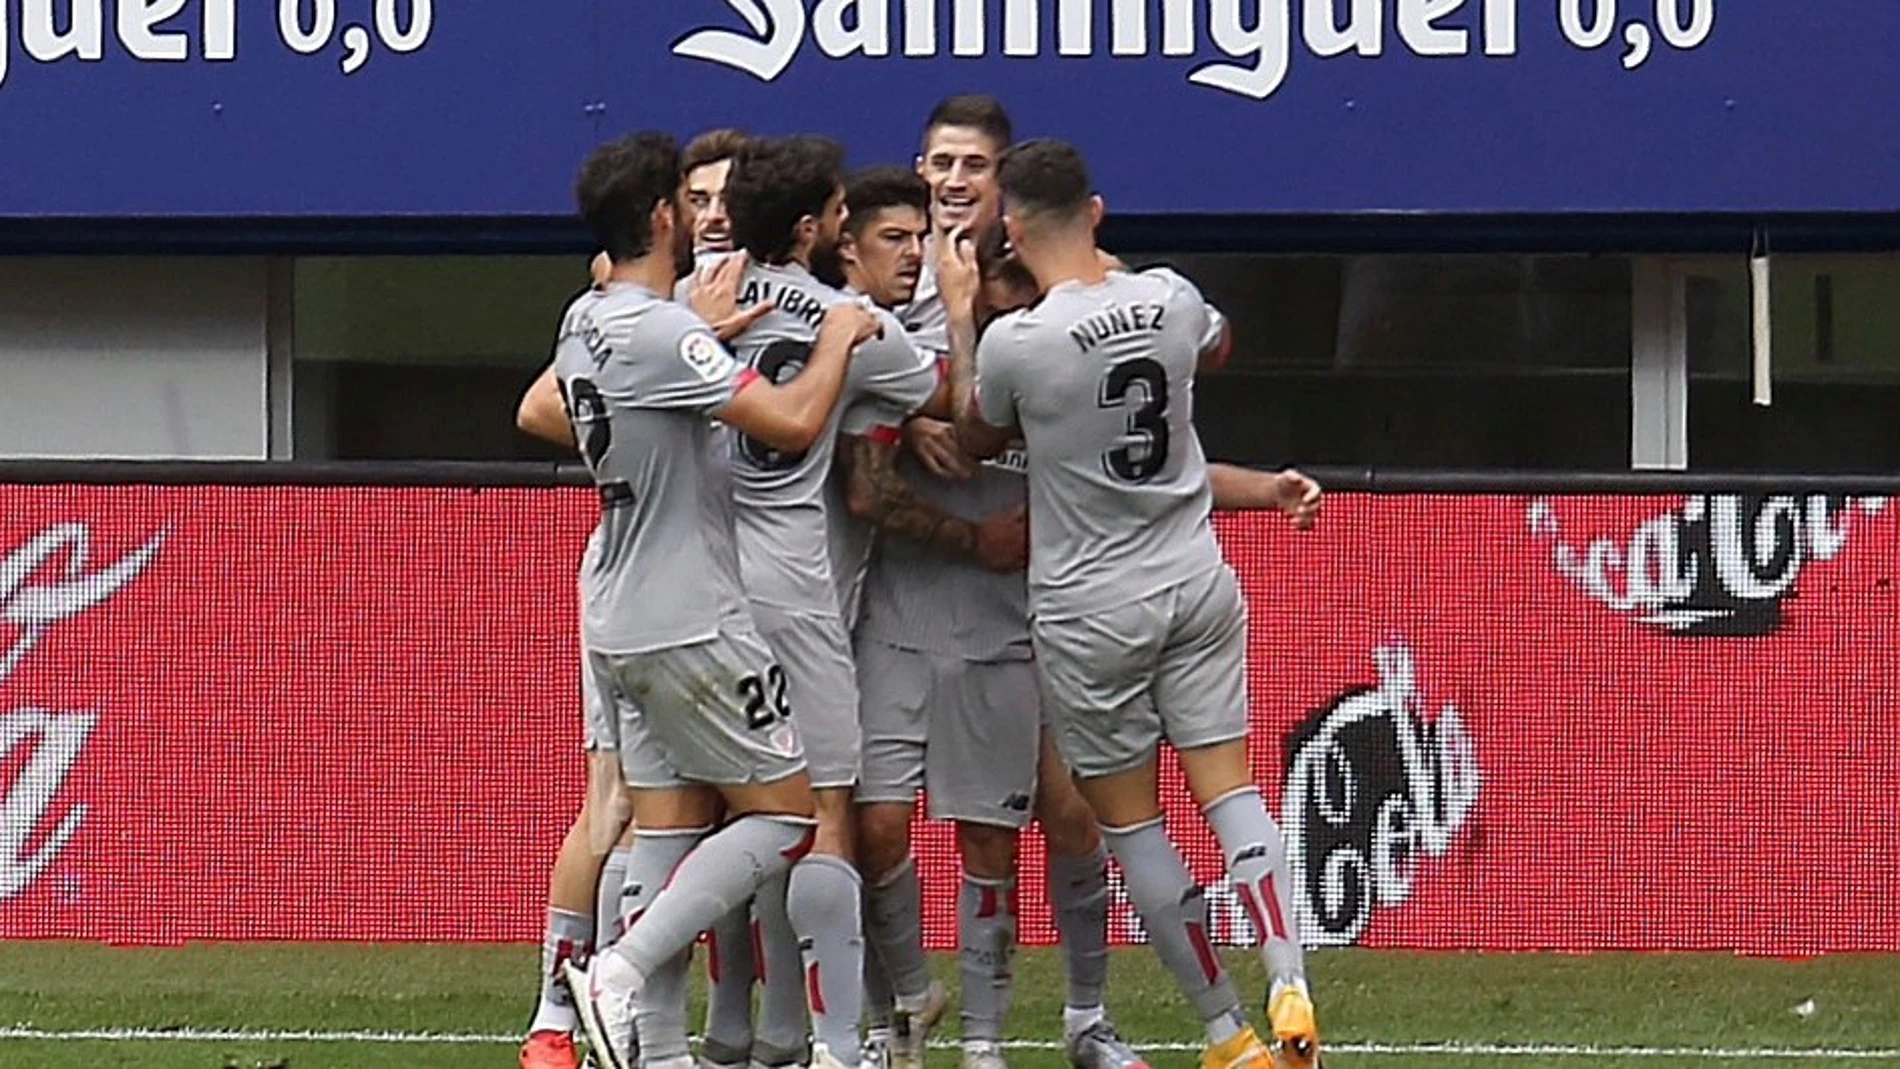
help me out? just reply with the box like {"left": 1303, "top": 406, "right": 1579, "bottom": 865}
{"left": 837, "top": 432, "right": 1027, "bottom": 573}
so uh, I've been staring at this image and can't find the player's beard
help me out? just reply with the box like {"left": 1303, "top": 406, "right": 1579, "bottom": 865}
{"left": 809, "top": 235, "right": 845, "bottom": 289}
{"left": 672, "top": 213, "right": 696, "bottom": 278}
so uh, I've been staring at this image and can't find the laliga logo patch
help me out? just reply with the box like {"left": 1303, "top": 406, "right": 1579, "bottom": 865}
{"left": 1282, "top": 642, "right": 1480, "bottom": 947}
{"left": 1528, "top": 494, "right": 1887, "bottom": 637}
{"left": 680, "top": 330, "right": 736, "bottom": 384}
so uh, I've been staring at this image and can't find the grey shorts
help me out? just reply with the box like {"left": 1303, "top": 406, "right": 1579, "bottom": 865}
{"left": 752, "top": 602, "right": 861, "bottom": 790}
{"left": 587, "top": 622, "right": 807, "bottom": 788}
{"left": 581, "top": 642, "right": 618, "bottom": 753}
{"left": 856, "top": 639, "right": 1040, "bottom": 829}
{"left": 1033, "top": 565, "right": 1250, "bottom": 780}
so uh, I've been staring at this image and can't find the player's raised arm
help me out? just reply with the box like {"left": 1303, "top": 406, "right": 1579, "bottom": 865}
{"left": 940, "top": 230, "right": 1019, "bottom": 459}
{"left": 716, "top": 300, "right": 881, "bottom": 453}
{"left": 1208, "top": 462, "right": 1322, "bottom": 530}
{"left": 516, "top": 361, "right": 576, "bottom": 447}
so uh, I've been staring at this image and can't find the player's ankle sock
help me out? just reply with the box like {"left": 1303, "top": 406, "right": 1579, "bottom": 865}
{"left": 1204, "top": 787, "right": 1307, "bottom": 993}
{"left": 634, "top": 944, "right": 695, "bottom": 1066}
{"left": 608, "top": 828, "right": 705, "bottom": 1061}
{"left": 863, "top": 858, "right": 934, "bottom": 1004}
{"left": 596, "top": 846, "right": 632, "bottom": 945}
{"left": 1047, "top": 843, "right": 1110, "bottom": 1014}
{"left": 957, "top": 873, "right": 1017, "bottom": 1047}
{"left": 787, "top": 854, "right": 867, "bottom": 1067}
{"left": 1100, "top": 818, "right": 1243, "bottom": 1027}
{"left": 863, "top": 926, "right": 896, "bottom": 1030}
{"left": 1204, "top": 1009, "right": 1248, "bottom": 1047}
{"left": 1062, "top": 1005, "right": 1105, "bottom": 1043}
{"left": 528, "top": 907, "right": 592, "bottom": 1034}
{"left": 608, "top": 816, "right": 812, "bottom": 983}
{"left": 753, "top": 870, "right": 811, "bottom": 1060}
{"left": 702, "top": 902, "right": 758, "bottom": 1063}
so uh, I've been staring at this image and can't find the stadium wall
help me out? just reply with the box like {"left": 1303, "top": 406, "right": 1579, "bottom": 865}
{"left": 1, "top": 467, "right": 1893, "bottom": 955}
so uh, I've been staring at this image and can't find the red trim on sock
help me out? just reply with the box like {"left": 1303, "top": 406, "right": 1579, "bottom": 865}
{"left": 978, "top": 885, "right": 999, "bottom": 919}
{"left": 806, "top": 962, "right": 827, "bottom": 1015}
{"left": 1185, "top": 920, "right": 1222, "bottom": 985}
{"left": 706, "top": 927, "right": 722, "bottom": 983}
{"left": 751, "top": 919, "right": 766, "bottom": 980}
{"left": 1259, "top": 878, "right": 1290, "bottom": 941}
{"left": 1236, "top": 884, "right": 1269, "bottom": 944}
{"left": 783, "top": 825, "right": 817, "bottom": 863}
{"left": 550, "top": 937, "right": 587, "bottom": 980}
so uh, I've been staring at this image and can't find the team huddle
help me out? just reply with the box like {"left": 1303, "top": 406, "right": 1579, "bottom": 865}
{"left": 513, "top": 97, "right": 1327, "bottom": 1069}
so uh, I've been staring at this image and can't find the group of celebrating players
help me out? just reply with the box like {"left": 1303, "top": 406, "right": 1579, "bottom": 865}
{"left": 511, "top": 95, "right": 1327, "bottom": 1069}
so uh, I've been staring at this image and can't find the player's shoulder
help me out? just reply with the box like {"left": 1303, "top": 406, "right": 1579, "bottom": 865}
{"left": 621, "top": 294, "right": 712, "bottom": 343}
{"left": 869, "top": 303, "right": 910, "bottom": 337}
{"left": 976, "top": 305, "right": 1047, "bottom": 361}
{"left": 1130, "top": 263, "right": 1205, "bottom": 304}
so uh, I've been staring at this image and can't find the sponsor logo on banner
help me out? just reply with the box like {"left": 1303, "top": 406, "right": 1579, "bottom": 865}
{"left": 670, "top": 0, "right": 1720, "bottom": 98}
{"left": 1280, "top": 642, "right": 1480, "bottom": 947}
{"left": 0, "top": 524, "right": 163, "bottom": 902}
{"left": 1108, "top": 641, "right": 1480, "bottom": 949}
{"left": 1529, "top": 494, "right": 1888, "bottom": 636}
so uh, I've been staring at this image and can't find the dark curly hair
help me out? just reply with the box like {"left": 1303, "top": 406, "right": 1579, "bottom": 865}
{"left": 574, "top": 132, "right": 681, "bottom": 263}
{"left": 727, "top": 135, "right": 847, "bottom": 264}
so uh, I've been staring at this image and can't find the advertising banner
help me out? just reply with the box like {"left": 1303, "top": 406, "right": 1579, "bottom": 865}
{"left": 1, "top": 484, "right": 1894, "bottom": 952}
{"left": 3, "top": 2, "right": 1898, "bottom": 217}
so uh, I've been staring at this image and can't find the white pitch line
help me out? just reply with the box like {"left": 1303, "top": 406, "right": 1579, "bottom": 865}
{"left": 0, "top": 1028, "right": 1896, "bottom": 1059}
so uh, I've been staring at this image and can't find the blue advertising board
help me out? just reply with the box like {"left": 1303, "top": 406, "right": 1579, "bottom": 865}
{"left": 1, "top": 1, "right": 1896, "bottom": 218}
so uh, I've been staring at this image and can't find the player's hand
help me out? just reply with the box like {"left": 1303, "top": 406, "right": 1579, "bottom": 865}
{"left": 903, "top": 416, "right": 976, "bottom": 481}
{"left": 691, "top": 253, "right": 775, "bottom": 341}
{"left": 937, "top": 225, "right": 981, "bottom": 322}
{"left": 1275, "top": 469, "right": 1322, "bottom": 530}
{"left": 974, "top": 505, "right": 1029, "bottom": 573}
{"left": 820, "top": 301, "right": 884, "bottom": 349}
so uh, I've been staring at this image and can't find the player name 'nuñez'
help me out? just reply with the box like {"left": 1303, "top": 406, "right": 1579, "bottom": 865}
{"left": 1068, "top": 303, "right": 1166, "bottom": 352}
{"left": 741, "top": 278, "right": 827, "bottom": 327}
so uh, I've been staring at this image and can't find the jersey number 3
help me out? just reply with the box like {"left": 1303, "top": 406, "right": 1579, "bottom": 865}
{"left": 1098, "top": 357, "right": 1170, "bottom": 482}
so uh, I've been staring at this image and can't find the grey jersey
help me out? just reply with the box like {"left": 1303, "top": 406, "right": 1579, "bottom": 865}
{"left": 730, "top": 261, "right": 938, "bottom": 614}
{"left": 857, "top": 447, "right": 1031, "bottom": 661}
{"left": 554, "top": 282, "right": 752, "bottom": 655}
{"left": 857, "top": 286, "right": 1031, "bottom": 661}
{"left": 973, "top": 267, "right": 1229, "bottom": 620}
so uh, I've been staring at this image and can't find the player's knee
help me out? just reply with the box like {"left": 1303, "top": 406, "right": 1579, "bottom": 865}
{"left": 956, "top": 821, "right": 1019, "bottom": 881}
{"left": 1035, "top": 777, "right": 1103, "bottom": 858}
{"left": 856, "top": 803, "right": 913, "bottom": 877}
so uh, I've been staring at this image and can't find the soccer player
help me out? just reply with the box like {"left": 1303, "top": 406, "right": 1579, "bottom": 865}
{"left": 678, "top": 125, "right": 793, "bottom": 1069}
{"left": 513, "top": 251, "right": 639, "bottom": 1069}
{"left": 849, "top": 96, "right": 1149, "bottom": 1069}
{"left": 550, "top": 130, "right": 882, "bottom": 1069}
{"left": 514, "top": 138, "right": 778, "bottom": 1069}
{"left": 711, "top": 135, "right": 945, "bottom": 1069}
{"left": 945, "top": 139, "right": 1324, "bottom": 1069}
{"left": 829, "top": 164, "right": 1008, "bottom": 1069}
